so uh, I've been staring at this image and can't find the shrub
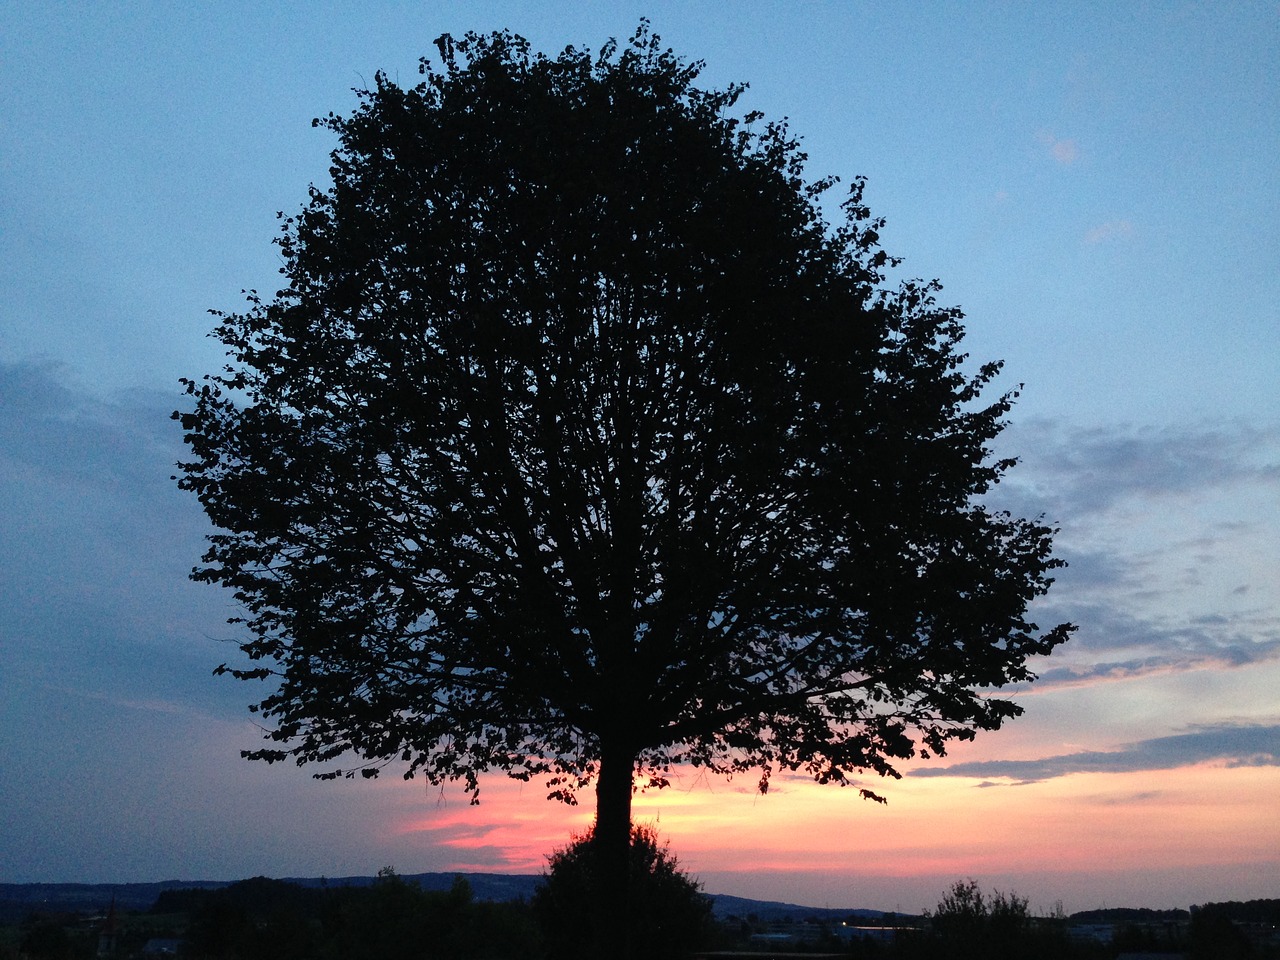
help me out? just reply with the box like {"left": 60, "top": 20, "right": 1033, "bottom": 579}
{"left": 533, "top": 824, "right": 711, "bottom": 958}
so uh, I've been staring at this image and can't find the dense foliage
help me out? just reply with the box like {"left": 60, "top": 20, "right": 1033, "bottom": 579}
{"left": 532, "top": 824, "right": 711, "bottom": 957}
{"left": 176, "top": 17, "right": 1068, "bottom": 808}
{"left": 174, "top": 21, "right": 1071, "bottom": 952}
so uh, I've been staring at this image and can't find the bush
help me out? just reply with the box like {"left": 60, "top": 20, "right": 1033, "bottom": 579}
{"left": 533, "top": 824, "right": 711, "bottom": 958}
{"left": 922, "top": 879, "right": 1070, "bottom": 960}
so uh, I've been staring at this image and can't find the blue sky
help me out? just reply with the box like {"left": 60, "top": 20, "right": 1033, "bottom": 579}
{"left": 2, "top": 2, "right": 1277, "bottom": 912}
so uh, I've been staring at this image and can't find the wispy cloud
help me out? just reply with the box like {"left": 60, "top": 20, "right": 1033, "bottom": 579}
{"left": 911, "top": 722, "right": 1280, "bottom": 783}
{"left": 1027, "top": 591, "right": 1280, "bottom": 656}
{"left": 0, "top": 358, "right": 184, "bottom": 492}
{"left": 987, "top": 418, "right": 1280, "bottom": 697}
{"left": 1, "top": 359, "right": 230, "bottom": 717}
{"left": 993, "top": 419, "right": 1280, "bottom": 518}
{"left": 1026, "top": 639, "right": 1280, "bottom": 691}
{"left": 1038, "top": 131, "right": 1080, "bottom": 165}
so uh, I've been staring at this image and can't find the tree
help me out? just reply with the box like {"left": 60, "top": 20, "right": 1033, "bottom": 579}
{"left": 924, "top": 880, "right": 1057, "bottom": 960}
{"left": 930, "top": 878, "right": 994, "bottom": 947}
{"left": 533, "top": 824, "right": 711, "bottom": 957}
{"left": 18, "top": 919, "right": 73, "bottom": 960}
{"left": 174, "top": 23, "right": 1071, "bottom": 953}
{"left": 1189, "top": 904, "right": 1255, "bottom": 960}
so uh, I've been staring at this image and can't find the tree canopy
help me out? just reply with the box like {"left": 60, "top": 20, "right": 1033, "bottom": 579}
{"left": 175, "top": 20, "right": 1070, "bottom": 902}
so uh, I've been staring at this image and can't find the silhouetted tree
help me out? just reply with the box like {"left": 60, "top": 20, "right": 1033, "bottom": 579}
{"left": 18, "top": 918, "right": 72, "bottom": 960}
{"left": 183, "top": 877, "right": 317, "bottom": 960}
{"left": 929, "top": 878, "right": 993, "bottom": 950}
{"left": 1190, "top": 903, "right": 1255, "bottom": 960}
{"left": 923, "top": 879, "right": 1072, "bottom": 960}
{"left": 175, "top": 22, "right": 1071, "bottom": 954}
{"left": 533, "top": 824, "right": 710, "bottom": 957}
{"left": 318, "top": 869, "right": 475, "bottom": 960}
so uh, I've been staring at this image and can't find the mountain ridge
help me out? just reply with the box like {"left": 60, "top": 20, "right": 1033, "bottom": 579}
{"left": 0, "top": 874, "right": 891, "bottom": 924}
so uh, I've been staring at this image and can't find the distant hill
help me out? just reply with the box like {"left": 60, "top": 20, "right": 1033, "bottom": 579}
{"left": 0, "top": 880, "right": 226, "bottom": 923}
{"left": 0, "top": 874, "right": 893, "bottom": 925}
{"left": 1068, "top": 906, "right": 1190, "bottom": 925}
{"left": 706, "top": 893, "right": 891, "bottom": 924}
{"left": 17, "top": 875, "right": 1261, "bottom": 929}
{"left": 284, "top": 871, "right": 545, "bottom": 903}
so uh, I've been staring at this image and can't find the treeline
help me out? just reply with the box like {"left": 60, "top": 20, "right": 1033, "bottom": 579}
{"left": 1196, "top": 899, "right": 1280, "bottom": 924}
{"left": 842, "top": 881, "right": 1279, "bottom": 960}
{"left": 6, "top": 873, "right": 1276, "bottom": 960}
{"left": 1070, "top": 906, "right": 1189, "bottom": 924}
{"left": 152, "top": 872, "right": 539, "bottom": 960}
{"left": 1070, "top": 899, "right": 1280, "bottom": 926}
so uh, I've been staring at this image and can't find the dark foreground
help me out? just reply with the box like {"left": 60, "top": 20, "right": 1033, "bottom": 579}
{"left": 2, "top": 874, "right": 1276, "bottom": 959}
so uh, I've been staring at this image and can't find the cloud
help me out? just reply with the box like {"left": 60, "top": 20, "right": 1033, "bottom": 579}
{"left": 0, "top": 358, "right": 188, "bottom": 494}
{"left": 911, "top": 722, "right": 1280, "bottom": 783}
{"left": 1084, "top": 219, "right": 1133, "bottom": 244}
{"left": 1088, "top": 790, "right": 1164, "bottom": 806}
{"left": 987, "top": 421, "right": 1280, "bottom": 686}
{"left": 992, "top": 419, "right": 1280, "bottom": 518}
{"left": 1038, "top": 132, "right": 1080, "bottom": 165}
{"left": 0, "top": 359, "right": 233, "bottom": 714}
{"left": 1026, "top": 639, "right": 1280, "bottom": 691}
{"left": 1014, "top": 575, "right": 1280, "bottom": 694}
{"left": 1027, "top": 585, "right": 1280, "bottom": 652}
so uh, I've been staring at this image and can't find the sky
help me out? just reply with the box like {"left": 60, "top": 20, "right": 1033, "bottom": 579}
{"left": 1, "top": 0, "right": 1277, "bottom": 915}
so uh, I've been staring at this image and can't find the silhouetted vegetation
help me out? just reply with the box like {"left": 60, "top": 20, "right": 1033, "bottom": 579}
{"left": 175, "top": 21, "right": 1071, "bottom": 954}
{"left": 884, "top": 879, "right": 1073, "bottom": 960}
{"left": 532, "top": 824, "right": 711, "bottom": 958}
{"left": 2, "top": 876, "right": 1277, "bottom": 959}
{"left": 17, "top": 918, "right": 75, "bottom": 960}
{"left": 172, "top": 871, "right": 539, "bottom": 960}
{"left": 1070, "top": 905, "right": 1190, "bottom": 925}
{"left": 1189, "top": 902, "right": 1257, "bottom": 959}
{"left": 1198, "top": 898, "right": 1280, "bottom": 925}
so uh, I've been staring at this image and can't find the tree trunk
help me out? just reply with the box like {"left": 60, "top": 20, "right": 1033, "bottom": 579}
{"left": 595, "top": 737, "right": 635, "bottom": 957}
